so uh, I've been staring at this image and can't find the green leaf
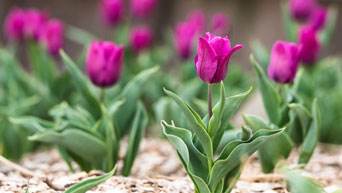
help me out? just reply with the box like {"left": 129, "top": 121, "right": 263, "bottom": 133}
{"left": 29, "top": 129, "right": 106, "bottom": 168}
{"left": 101, "top": 104, "right": 119, "bottom": 172}
{"left": 60, "top": 50, "right": 101, "bottom": 119}
{"left": 28, "top": 42, "right": 57, "bottom": 88}
{"left": 164, "top": 88, "right": 213, "bottom": 160}
{"left": 64, "top": 165, "right": 117, "bottom": 193}
{"left": 161, "top": 121, "right": 210, "bottom": 193}
{"left": 320, "top": 6, "right": 338, "bottom": 47}
{"left": 243, "top": 114, "right": 294, "bottom": 173}
{"left": 298, "top": 99, "right": 320, "bottom": 164}
{"left": 208, "top": 82, "right": 226, "bottom": 138}
{"left": 122, "top": 101, "right": 148, "bottom": 176}
{"left": 250, "top": 40, "right": 270, "bottom": 71}
{"left": 288, "top": 103, "right": 311, "bottom": 137}
{"left": 10, "top": 116, "right": 54, "bottom": 133}
{"left": 250, "top": 54, "right": 281, "bottom": 124}
{"left": 57, "top": 146, "right": 75, "bottom": 173}
{"left": 66, "top": 25, "right": 98, "bottom": 45}
{"left": 115, "top": 66, "right": 159, "bottom": 136}
{"left": 208, "top": 128, "right": 284, "bottom": 192}
{"left": 279, "top": 163, "right": 323, "bottom": 193}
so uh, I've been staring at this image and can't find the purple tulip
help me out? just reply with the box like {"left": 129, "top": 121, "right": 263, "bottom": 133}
{"left": 194, "top": 32, "right": 243, "bottom": 84}
{"left": 4, "top": 8, "right": 26, "bottom": 42}
{"left": 40, "top": 19, "right": 64, "bottom": 57}
{"left": 211, "top": 13, "right": 230, "bottom": 36}
{"left": 100, "top": 0, "right": 123, "bottom": 26}
{"left": 131, "top": 0, "right": 157, "bottom": 19}
{"left": 309, "top": 6, "right": 328, "bottom": 31}
{"left": 129, "top": 26, "right": 153, "bottom": 53}
{"left": 24, "top": 9, "right": 49, "bottom": 40}
{"left": 289, "top": 0, "right": 316, "bottom": 21}
{"left": 268, "top": 41, "right": 301, "bottom": 84}
{"left": 298, "top": 26, "right": 321, "bottom": 65}
{"left": 86, "top": 41, "right": 124, "bottom": 88}
{"left": 186, "top": 10, "right": 206, "bottom": 34}
{"left": 174, "top": 21, "right": 196, "bottom": 60}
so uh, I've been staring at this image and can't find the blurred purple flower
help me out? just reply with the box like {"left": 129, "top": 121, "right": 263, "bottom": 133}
{"left": 40, "top": 19, "right": 64, "bottom": 57}
{"left": 24, "top": 9, "right": 49, "bottom": 40}
{"left": 211, "top": 13, "right": 230, "bottom": 36}
{"left": 309, "top": 6, "right": 328, "bottom": 31}
{"left": 86, "top": 41, "right": 124, "bottom": 88}
{"left": 174, "top": 21, "right": 196, "bottom": 60}
{"left": 4, "top": 8, "right": 26, "bottom": 42}
{"left": 298, "top": 26, "right": 321, "bottom": 65}
{"left": 186, "top": 10, "right": 206, "bottom": 34}
{"left": 131, "top": 0, "right": 157, "bottom": 19}
{"left": 195, "top": 32, "right": 243, "bottom": 84}
{"left": 100, "top": 0, "right": 123, "bottom": 26}
{"left": 129, "top": 26, "right": 153, "bottom": 53}
{"left": 268, "top": 40, "right": 301, "bottom": 84}
{"left": 289, "top": 0, "right": 316, "bottom": 21}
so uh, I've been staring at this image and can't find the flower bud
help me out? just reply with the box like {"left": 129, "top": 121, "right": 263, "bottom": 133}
{"left": 211, "top": 13, "right": 230, "bottom": 36}
{"left": 129, "top": 26, "right": 153, "bottom": 53}
{"left": 86, "top": 41, "right": 124, "bottom": 88}
{"left": 298, "top": 26, "right": 321, "bottom": 65}
{"left": 268, "top": 41, "right": 301, "bottom": 84}
{"left": 186, "top": 10, "right": 205, "bottom": 34}
{"left": 4, "top": 8, "right": 26, "bottom": 42}
{"left": 131, "top": 0, "right": 157, "bottom": 19}
{"left": 289, "top": 0, "right": 316, "bottom": 21}
{"left": 195, "top": 32, "right": 243, "bottom": 84}
{"left": 24, "top": 9, "right": 49, "bottom": 40}
{"left": 40, "top": 19, "right": 64, "bottom": 57}
{"left": 309, "top": 6, "right": 328, "bottom": 31}
{"left": 173, "top": 21, "right": 196, "bottom": 60}
{"left": 100, "top": 0, "right": 123, "bottom": 26}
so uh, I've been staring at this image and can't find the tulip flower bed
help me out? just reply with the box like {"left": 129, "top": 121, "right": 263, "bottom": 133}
{"left": 0, "top": 0, "right": 341, "bottom": 192}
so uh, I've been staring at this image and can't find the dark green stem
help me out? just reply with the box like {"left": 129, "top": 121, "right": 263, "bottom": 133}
{"left": 100, "top": 88, "right": 105, "bottom": 103}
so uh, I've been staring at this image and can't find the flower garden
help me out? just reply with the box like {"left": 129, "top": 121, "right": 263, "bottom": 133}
{"left": 0, "top": 0, "right": 341, "bottom": 192}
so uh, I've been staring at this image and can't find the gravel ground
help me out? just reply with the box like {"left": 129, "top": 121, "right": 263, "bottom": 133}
{"left": 0, "top": 138, "right": 341, "bottom": 193}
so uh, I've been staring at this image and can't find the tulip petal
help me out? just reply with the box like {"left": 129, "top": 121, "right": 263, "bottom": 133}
{"left": 211, "top": 44, "right": 243, "bottom": 83}
{"left": 195, "top": 37, "right": 218, "bottom": 84}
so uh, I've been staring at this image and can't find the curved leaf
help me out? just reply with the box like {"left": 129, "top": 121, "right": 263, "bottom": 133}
{"left": 64, "top": 165, "right": 116, "bottom": 193}
{"left": 164, "top": 88, "right": 213, "bottom": 159}
{"left": 209, "top": 128, "right": 284, "bottom": 191}
{"left": 161, "top": 121, "right": 210, "bottom": 192}
{"left": 298, "top": 99, "right": 320, "bottom": 164}
{"left": 250, "top": 54, "right": 281, "bottom": 124}
{"left": 122, "top": 101, "right": 148, "bottom": 176}
{"left": 208, "top": 82, "right": 226, "bottom": 138}
{"left": 29, "top": 129, "right": 106, "bottom": 167}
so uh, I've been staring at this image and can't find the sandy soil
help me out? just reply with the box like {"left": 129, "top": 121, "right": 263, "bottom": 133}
{"left": 0, "top": 138, "right": 341, "bottom": 193}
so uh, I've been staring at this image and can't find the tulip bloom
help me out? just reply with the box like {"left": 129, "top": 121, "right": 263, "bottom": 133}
{"left": 268, "top": 41, "right": 301, "bottom": 84}
{"left": 211, "top": 13, "right": 230, "bottom": 36}
{"left": 24, "top": 9, "right": 49, "bottom": 40}
{"left": 289, "top": 0, "right": 316, "bottom": 21}
{"left": 129, "top": 26, "right": 153, "bottom": 53}
{"left": 309, "top": 6, "right": 328, "bottom": 31}
{"left": 131, "top": 0, "right": 157, "bottom": 18}
{"left": 100, "top": 0, "right": 123, "bottom": 26}
{"left": 186, "top": 10, "right": 205, "bottom": 34}
{"left": 195, "top": 32, "right": 243, "bottom": 84}
{"left": 4, "top": 8, "right": 26, "bottom": 42}
{"left": 174, "top": 21, "right": 196, "bottom": 60}
{"left": 40, "top": 20, "right": 64, "bottom": 57}
{"left": 86, "top": 41, "right": 124, "bottom": 87}
{"left": 298, "top": 26, "right": 321, "bottom": 65}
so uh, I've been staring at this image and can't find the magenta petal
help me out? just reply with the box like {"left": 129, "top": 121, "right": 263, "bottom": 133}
{"left": 196, "top": 37, "right": 218, "bottom": 84}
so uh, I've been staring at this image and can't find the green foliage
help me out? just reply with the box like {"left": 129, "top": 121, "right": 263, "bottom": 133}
{"left": 249, "top": 54, "right": 321, "bottom": 172}
{"left": 161, "top": 82, "right": 284, "bottom": 193}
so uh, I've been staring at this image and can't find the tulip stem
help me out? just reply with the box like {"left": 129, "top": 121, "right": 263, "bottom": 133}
{"left": 100, "top": 88, "right": 105, "bottom": 103}
{"left": 208, "top": 84, "right": 213, "bottom": 121}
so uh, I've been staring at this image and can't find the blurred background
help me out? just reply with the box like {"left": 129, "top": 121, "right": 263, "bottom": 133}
{"left": 1, "top": 0, "right": 341, "bottom": 67}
